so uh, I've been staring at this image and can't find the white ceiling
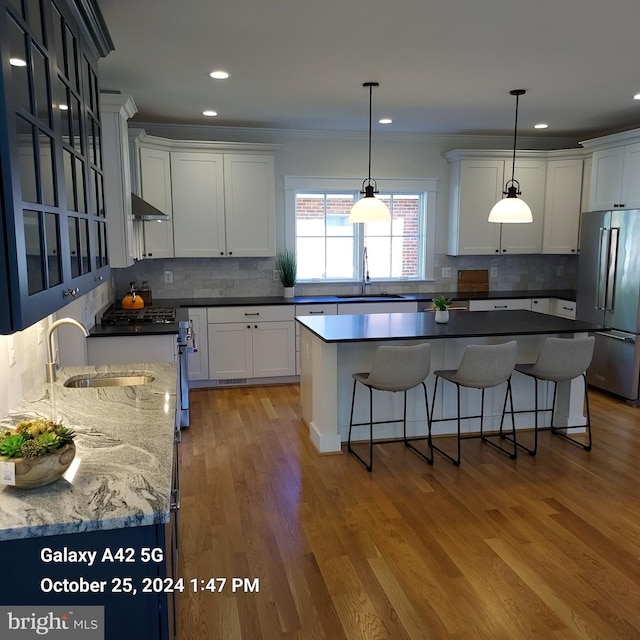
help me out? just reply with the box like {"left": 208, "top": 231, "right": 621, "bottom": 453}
{"left": 97, "top": 0, "right": 640, "bottom": 139}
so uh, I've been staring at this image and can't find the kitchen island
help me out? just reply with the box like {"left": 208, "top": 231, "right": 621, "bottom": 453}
{"left": 297, "top": 310, "right": 606, "bottom": 453}
{"left": 0, "top": 362, "right": 178, "bottom": 639}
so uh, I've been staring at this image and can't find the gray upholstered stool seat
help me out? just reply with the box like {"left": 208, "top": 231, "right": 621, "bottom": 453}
{"left": 513, "top": 336, "right": 595, "bottom": 455}
{"left": 431, "top": 340, "right": 518, "bottom": 465}
{"left": 348, "top": 342, "right": 432, "bottom": 472}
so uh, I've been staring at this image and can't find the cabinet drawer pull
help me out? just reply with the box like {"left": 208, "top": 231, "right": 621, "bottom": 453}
{"left": 170, "top": 489, "right": 181, "bottom": 512}
{"left": 309, "top": 310, "right": 325, "bottom": 314}
{"left": 244, "top": 312, "right": 260, "bottom": 316}
{"left": 562, "top": 306, "right": 573, "bottom": 311}
{"left": 494, "top": 305, "right": 508, "bottom": 309}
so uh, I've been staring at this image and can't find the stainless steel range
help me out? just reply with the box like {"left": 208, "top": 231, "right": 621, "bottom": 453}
{"left": 99, "top": 305, "right": 195, "bottom": 428}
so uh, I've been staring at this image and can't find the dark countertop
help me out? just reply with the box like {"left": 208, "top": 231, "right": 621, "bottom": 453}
{"left": 88, "top": 291, "right": 577, "bottom": 337}
{"left": 296, "top": 309, "right": 605, "bottom": 343}
{"left": 150, "top": 289, "right": 577, "bottom": 308}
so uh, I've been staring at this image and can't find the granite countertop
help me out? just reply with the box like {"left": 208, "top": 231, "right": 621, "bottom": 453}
{"left": 150, "top": 289, "right": 577, "bottom": 308}
{"left": 0, "top": 362, "right": 177, "bottom": 541}
{"left": 296, "top": 309, "right": 606, "bottom": 343}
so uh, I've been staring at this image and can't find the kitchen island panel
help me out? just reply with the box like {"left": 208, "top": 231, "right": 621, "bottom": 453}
{"left": 298, "top": 310, "right": 604, "bottom": 454}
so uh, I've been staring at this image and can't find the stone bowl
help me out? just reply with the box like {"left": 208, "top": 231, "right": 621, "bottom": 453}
{"left": 6, "top": 442, "right": 76, "bottom": 489}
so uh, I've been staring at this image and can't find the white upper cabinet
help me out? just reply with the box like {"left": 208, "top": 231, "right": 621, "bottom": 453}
{"left": 582, "top": 131, "right": 640, "bottom": 210}
{"left": 447, "top": 158, "right": 503, "bottom": 255}
{"left": 100, "top": 94, "right": 138, "bottom": 268}
{"left": 139, "top": 145, "right": 174, "bottom": 259}
{"left": 171, "top": 152, "right": 275, "bottom": 258}
{"left": 223, "top": 154, "right": 276, "bottom": 257}
{"left": 171, "top": 152, "right": 225, "bottom": 257}
{"left": 542, "top": 158, "right": 584, "bottom": 254}
{"left": 499, "top": 159, "right": 546, "bottom": 254}
{"left": 445, "top": 153, "right": 545, "bottom": 255}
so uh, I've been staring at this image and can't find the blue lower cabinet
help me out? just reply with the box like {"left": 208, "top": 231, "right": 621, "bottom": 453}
{"left": 0, "top": 525, "right": 170, "bottom": 640}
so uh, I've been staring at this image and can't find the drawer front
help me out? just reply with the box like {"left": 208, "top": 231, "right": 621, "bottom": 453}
{"left": 469, "top": 298, "right": 532, "bottom": 312}
{"left": 208, "top": 305, "right": 294, "bottom": 323}
{"left": 295, "top": 304, "right": 338, "bottom": 337}
{"left": 554, "top": 299, "right": 576, "bottom": 319}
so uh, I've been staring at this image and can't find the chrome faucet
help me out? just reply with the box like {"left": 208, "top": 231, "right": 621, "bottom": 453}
{"left": 46, "top": 318, "right": 90, "bottom": 383}
{"left": 361, "top": 246, "right": 371, "bottom": 296}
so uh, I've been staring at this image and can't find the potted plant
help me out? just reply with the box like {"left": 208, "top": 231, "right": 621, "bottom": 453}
{"left": 0, "top": 418, "right": 76, "bottom": 489}
{"left": 276, "top": 250, "right": 297, "bottom": 298}
{"left": 432, "top": 295, "right": 452, "bottom": 323}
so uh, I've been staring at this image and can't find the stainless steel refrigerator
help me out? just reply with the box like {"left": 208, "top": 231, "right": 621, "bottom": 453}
{"left": 576, "top": 209, "right": 640, "bottom": 405}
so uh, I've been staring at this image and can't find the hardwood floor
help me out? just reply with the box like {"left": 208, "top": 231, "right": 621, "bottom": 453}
{"left": 177, "top": 384, "right": 640, "bottom": 640}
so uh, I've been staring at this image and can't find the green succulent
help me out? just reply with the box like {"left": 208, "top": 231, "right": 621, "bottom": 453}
{"left": 0, "top": 434, "right": 28, "bottom": 458}
{"left": 53, "top": 424, "right": 76, "bottom": 445}
{"left": 432, "top": 295, "right": 453, "bottom": 311}
{"left": 36, "top": 431, "right": 61, "bottom": 451}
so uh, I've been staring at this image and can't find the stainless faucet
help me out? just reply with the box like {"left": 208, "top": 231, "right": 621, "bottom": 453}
{"left": 46, "top": 318, "right": 90, "bottom": 383}
{"left": 361, "top": 246, "right": 371, "bottom": 296}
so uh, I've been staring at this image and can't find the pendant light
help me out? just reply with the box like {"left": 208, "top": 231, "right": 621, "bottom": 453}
{"left": 349, "top": 82, "right": 391, "bottom": 222}
{"left": 488, "top": 89, "right": 533, "bottom": 223}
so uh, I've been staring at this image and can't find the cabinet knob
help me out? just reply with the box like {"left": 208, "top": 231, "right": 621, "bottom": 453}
{"left": 220, "top": 252, "right": 224, "bottom": 255}
{"left": 502, "top": 249, "right": 507, "bottom": 252}
{"left": 247, "top": 325, "right": 251, "bottom": 329}
{"left": 495, "top": 249, "right": 499, "bottom": 253}
{"left": 148, "top": 252, "right": 153, "bottom": 257}
{"left": 229, "top": 251, "right": 233, "bottom": 255}
{"left": 571, "top": 249, "right": 575, "bottom": 252}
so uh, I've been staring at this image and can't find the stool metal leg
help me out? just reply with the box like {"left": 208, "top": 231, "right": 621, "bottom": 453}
{"left": 484, "top": 377, "right": 517, "bottom": 459}
{"left": 404, "top": 382, "right": 434, "bottom": 464}
{"left": 348, "top": 380, "right": 374, "bottom": 472}
{"left": 430, "top": 377, "right": 462, "bottom": 466}
{"left": 504, "top": 375, "right": 539, "bottom": 456}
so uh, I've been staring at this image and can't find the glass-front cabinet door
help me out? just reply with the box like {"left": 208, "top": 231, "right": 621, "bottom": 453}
{"left": 0, "top": 0, "right": 112, "bottom": 332}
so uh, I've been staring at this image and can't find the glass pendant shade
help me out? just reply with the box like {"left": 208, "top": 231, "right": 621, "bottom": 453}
{"left": 349, "top": 191, "right": 391, "bottom": 222}
{"left": 488, "top": 194, "right": 533, "bottom": 223}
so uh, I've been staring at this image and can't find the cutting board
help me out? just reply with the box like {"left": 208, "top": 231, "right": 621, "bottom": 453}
{"left": 458, "top": 269, "right": 489, "bottom": 292}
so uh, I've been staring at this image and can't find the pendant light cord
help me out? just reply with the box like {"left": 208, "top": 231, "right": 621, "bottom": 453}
{"left": 510, "top": 91, "right": 519, "bottom": 183}
{"left": 367, "top": 82, "right": 373, "bottom": 184}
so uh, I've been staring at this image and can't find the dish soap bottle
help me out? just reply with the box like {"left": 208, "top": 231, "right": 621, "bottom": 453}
{"left": 122, "top": 282, "right": 144, "bottom": 309}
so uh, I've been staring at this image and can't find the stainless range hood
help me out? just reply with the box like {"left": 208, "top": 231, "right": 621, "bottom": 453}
{"left": 131, "top": 193, "right": 169, "bottom": 221}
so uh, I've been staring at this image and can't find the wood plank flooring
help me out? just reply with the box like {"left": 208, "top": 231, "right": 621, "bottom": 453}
{"left": 177, "top": 384, "right": 640, "bottom": 640}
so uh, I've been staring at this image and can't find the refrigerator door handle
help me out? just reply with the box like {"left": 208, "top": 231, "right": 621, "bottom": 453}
{"left": 595, "top": 330, "right": 635, "bottom": 344}
{"left": 604, "top": 227, "right": 619, "bottom": 311}
{"left": 596, "top": 227, "right": 609, "bottom": 310}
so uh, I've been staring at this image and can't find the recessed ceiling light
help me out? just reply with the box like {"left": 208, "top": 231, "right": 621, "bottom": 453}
{"left": 202, "top": 110, "right": 218, "bottom": 117}
{"left": 634, "top": 93, "right": 640, "bottom": 100}
{"left": 209, "top": 70, "right": 230, "bottom": 80}
{"left": 379, "top": 118, "right": 392, "bottom": 125}
{"left": 534, "top": 123, "right": 549, "bottom": 129}
{"left": 9, "top": 57, "right": 26, "bottom": 67}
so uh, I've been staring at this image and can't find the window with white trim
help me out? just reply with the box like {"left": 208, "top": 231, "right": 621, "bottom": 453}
{"left": 284, "top": 177, "right": 436, "bottom": 283}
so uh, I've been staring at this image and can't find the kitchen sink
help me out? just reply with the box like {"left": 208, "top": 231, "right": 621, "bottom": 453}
{"left": 64, "top": 373, "right": 155, "bottom": 388}
{"left": 335, "top": 294, "right": 405, "bottom": 299}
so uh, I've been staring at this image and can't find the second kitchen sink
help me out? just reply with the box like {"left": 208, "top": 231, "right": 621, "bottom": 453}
{"left": 335, "top": 294, "right": 405, "bottom": 299}
{"left": 64, "top": 373, "right": 155, "bottom": 388}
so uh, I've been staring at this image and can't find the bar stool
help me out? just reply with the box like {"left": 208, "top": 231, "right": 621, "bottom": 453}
{"left": 431, "top": 340, "right": 518, "bottom": 465}
{"left": 511, "top": 336, "right": 595, "bottom": 455}
{"left": 348, "top": 342, "right": 432, "bottom": 472}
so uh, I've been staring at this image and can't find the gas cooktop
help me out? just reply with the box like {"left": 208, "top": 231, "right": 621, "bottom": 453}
{"left": 101, "top": 306, "right": 177, "bottom": 325}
